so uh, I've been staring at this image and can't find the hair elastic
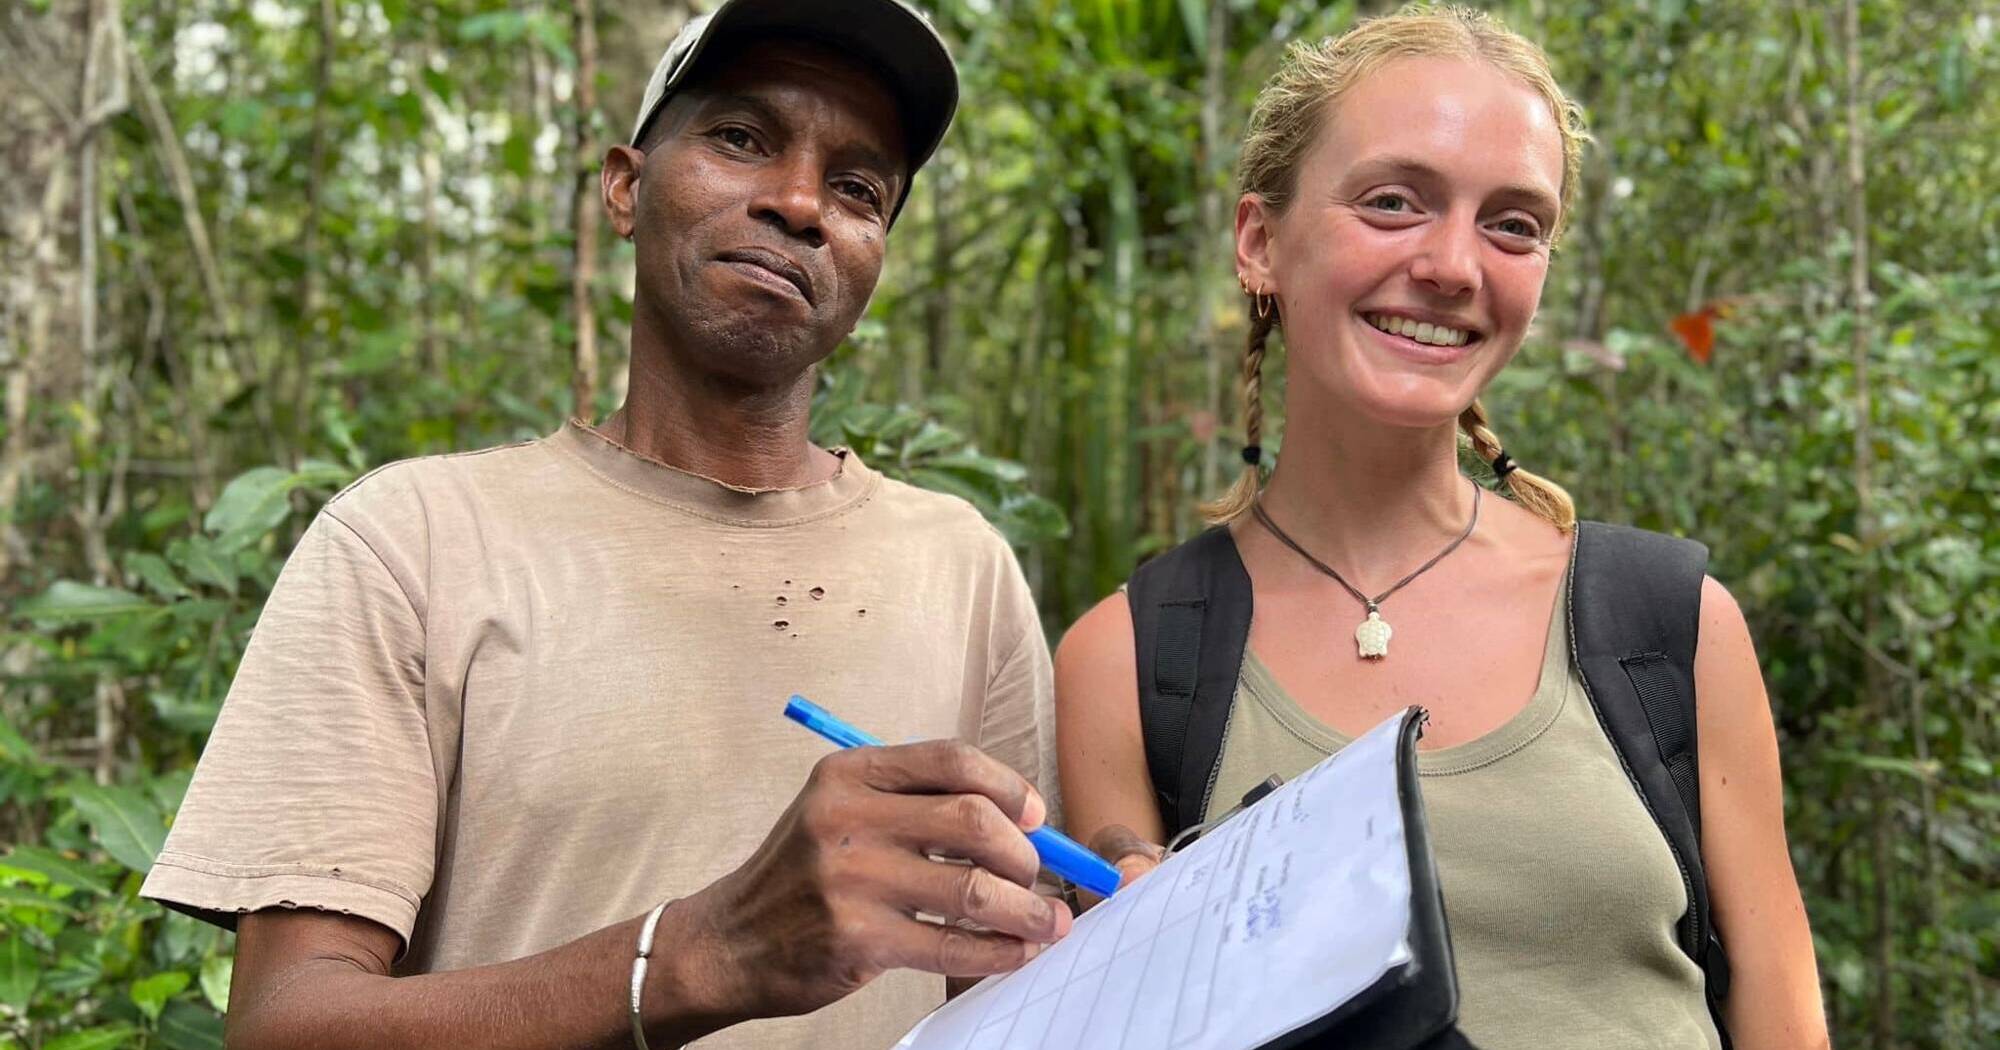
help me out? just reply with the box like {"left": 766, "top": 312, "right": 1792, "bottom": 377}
{"left": 1241, "top": 445, "right": 1262, "bottom": 467}
{"left": 1490, "top": 450, "right": 1517, "bottom": 482}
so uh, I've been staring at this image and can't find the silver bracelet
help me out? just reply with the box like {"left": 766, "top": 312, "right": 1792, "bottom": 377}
{"left": 630, "top": 900, "right": 672, "bottom": 1050}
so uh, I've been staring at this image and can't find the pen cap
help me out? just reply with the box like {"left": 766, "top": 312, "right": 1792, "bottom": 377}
{"left": 784, "top": 695, "right": 885, "bottom": 748}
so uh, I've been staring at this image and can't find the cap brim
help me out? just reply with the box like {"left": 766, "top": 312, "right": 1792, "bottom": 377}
{"left": 635, "top": 0, "right": 957, "bottom": 176}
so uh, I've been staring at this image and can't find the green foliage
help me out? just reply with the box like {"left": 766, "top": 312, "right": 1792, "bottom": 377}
{"left": 3, "top": 0, "right": 1994, "bottom": 1046}
{"left": 812, "top": 371, "right": 1071, "bottom": 553}
{"left": 3, "top": 454, "right": 339, "bottom": 1044}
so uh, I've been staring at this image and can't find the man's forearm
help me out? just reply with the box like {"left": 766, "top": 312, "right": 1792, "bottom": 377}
{"left": 226, "top": 904, "right": 738, "bottom": 1050}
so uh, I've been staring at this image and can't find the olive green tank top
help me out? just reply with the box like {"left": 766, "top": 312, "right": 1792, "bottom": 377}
{"left": 1202, "top": 576, "right": 1722, "bottom": 1049}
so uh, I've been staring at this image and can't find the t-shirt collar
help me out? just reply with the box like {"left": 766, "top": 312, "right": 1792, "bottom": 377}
{"left": 550, "top": 418, "right": 878, "bottom": 526}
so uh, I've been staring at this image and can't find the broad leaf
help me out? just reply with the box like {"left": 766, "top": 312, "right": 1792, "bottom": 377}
{"left": 171, "top": 535, "right": 239, "bottom": 596}
{"left": 0, "top": 845, "right": 112, "bottom": 894}
{"left": 0, "top": 713, "right": 32, "bottom": 763}
{"left": 0, "top": 934, "right": 37, "bottom": 1012}
{"left": 204, "top": 466, "right": 294, "bottom": 552}
{"left": 158, "top": 1001, "right": 226, "bottom": 1050}
{"left": 200, "top": 954, "right": 233, "bottom": 1012}
{"left": 124, "top": 551, "right": 194, "bottom": 600}
{"left": 203, "top": 462, "right": 351, "bottom": 553}
{"left": 13, "top": 581, "right": 158, "bottom": 622}
{"left": 43, "top": 1024, "right": 139, "bottom": 1048}
{"left": 131, "top": 970, "right": 192, "bottom": 1021}
{"left": 43, "top": 1026, "right": 138, "bottom": 1050}
{"left": 0, "top": 884, "right": 80, "bottom": 915}
{"left": 68, "top": 782, "right": 169, "bottom": 874}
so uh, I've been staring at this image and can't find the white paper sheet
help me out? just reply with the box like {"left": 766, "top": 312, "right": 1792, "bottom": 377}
{"left": 894, "top": 710, "right": 1416, "bottom": 1050}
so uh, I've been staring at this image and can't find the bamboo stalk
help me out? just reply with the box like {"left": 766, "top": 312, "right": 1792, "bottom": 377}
{"left": 570, "top": 0, "right": 600, "bottom": 421}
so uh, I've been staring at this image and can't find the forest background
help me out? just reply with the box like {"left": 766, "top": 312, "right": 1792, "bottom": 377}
{"left": 2, "top": 0, "right": 1995, "bottom": 1047}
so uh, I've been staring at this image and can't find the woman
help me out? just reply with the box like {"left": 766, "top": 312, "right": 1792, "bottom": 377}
{"left": 1053, "top": 8, "right": 1829, "bottom": 1049}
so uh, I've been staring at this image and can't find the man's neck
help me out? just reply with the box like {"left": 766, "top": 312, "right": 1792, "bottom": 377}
{"left": 602, "top": 338, "right": 840, "bottom": 492}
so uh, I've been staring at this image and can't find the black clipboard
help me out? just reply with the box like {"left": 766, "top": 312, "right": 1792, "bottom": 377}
{"left": 1194, "top": 706, "right": 1477, "bottom": 1050}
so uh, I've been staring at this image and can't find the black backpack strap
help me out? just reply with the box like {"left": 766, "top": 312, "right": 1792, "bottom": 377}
{"left": 1572, "top": 521, "right": 1732, "bottom": 1044}
{"left": 1126, "top": 527, "right": 1255, "bottom": 837}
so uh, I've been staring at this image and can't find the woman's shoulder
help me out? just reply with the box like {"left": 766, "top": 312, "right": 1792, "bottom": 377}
{"left": 1056, "top": 587, "right": 1135, "bottom": 676}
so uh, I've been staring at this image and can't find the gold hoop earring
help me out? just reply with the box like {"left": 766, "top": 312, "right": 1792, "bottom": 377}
{"left": 1255, "top": 290, "right": 1275, "bottom": 320}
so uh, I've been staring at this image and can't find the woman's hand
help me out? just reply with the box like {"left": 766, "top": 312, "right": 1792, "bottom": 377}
{"left": 1086, "top": 824, "right": 1167, "bottom": 902}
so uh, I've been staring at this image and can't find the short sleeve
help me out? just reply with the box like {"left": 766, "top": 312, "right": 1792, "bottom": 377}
{"left": 140, "top": 508, "right": 438, "bottom": 948}
{"left": 975, "top": 547, "right": 1061, "bottom": 832}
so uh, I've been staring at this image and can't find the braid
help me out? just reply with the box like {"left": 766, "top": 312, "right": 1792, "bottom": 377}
{"left": 1199, "top": 302, "right": 1277, "bottom": 524}
{"left": 1458, "top": 399, "right": 1576, "bottom": 532}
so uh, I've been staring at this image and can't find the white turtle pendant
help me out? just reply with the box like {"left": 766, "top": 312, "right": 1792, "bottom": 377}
{"left": 1355, "top": 606, "right": 1392, "bottom": 659}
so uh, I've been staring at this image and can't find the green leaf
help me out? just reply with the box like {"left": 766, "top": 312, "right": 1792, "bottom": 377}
{"left": 0, "top": 884, "right": 80, "bottom": 915}
{"left": 68, "top": 782, "right": 168, "bottom": 874}
{"left": 200, "top": 954, "right": 232, "bottom": 1012}
{"left": 502, "top": 127, "right": 535, "bottom": 177}
{"left": 927, "top": 451, "right": 1029, "bottom": 484}
{"left": 44, "top": 1026, "right": 139, "bottom": 1050}
{"left": 997, "top": 494, "right": 1071, "bottom": 545}
{"left": 131, "top": 970, "right": 192, "bottom": 1021}
{"left": 158, "top": 1001, "right": 226, "bottom": 1050}
{"left": 201, "top": 460, "right": 348, "bottom": 554}
{"left": 172, "top": 535, "right": 239, "bottom": 596}
{"left": 1176, "top": 0, "right": 1206, "bottom": 51}
{"left": 0, "top": 713, "right": 33, "bottom": 764}
{"left": 458, "top": 11, "right": 527, "bottom": 42}
{"left": 899, "top": 421, "right": 965, "bottom": 460}
{"left": 204, "top": 466, "right": 295, "bottom": 551}
{"left": 0, "top": 934, "right": 39, "bottom": 1011}
{"left": 421, "top": 67, "right": 455, "bottom": 105}
{"left": 1829, "top": 751, "right": 1941, "bottom": 779}
{"left": 13, "top": 580, "right": 158, "bottom": 622}
{"left": 0, "top": 845, "right": 112, "bottom": 894}
{"left": 149, "top": 768, "right": 196, "bottom": 814}
{"left": 905, "top": 466, "right": 994, "bottom": 509}
{"left": 149, "top": 688, "right": 224, "bottom": 736}
{"left": 124, "top": 551, "right": 194, "bottom": 600}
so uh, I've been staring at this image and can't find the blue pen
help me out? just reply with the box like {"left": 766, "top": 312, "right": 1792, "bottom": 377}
{"left": 784, "top": 694, "right": 1123, "bottom": 898}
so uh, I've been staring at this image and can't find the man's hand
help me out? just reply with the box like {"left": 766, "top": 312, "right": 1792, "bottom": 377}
{"left": 223, "top": 741, "right": 1069, "bottom": 1050}
{"left": 681, "top": 740, "right": 1074, "bottom": 1021}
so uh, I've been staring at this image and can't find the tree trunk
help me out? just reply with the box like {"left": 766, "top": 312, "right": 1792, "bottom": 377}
{"left": 414, "top": 32, "right": 444, "bottom": 383}
{"left": 570, "top": 0, "right": 600, "bottom": 420}
{"left": 924, "top": 166, "right": 955, "bottom": 391}
{"left": 1841, "top": 1, "right": 1894, "bottom": 1046}
{"left": 72, "top": 0, "right": 129, "bottom": 784}
{"left": 291, "top": 0, "right": 336, "bottom": 461}
{"left": 1193, "top": 0, "right": 1229, "bottom": 526}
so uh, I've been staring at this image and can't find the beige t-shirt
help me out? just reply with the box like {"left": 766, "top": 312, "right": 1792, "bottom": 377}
{"left": 142, "top": 420, "right": 1060, "bottom": 1050}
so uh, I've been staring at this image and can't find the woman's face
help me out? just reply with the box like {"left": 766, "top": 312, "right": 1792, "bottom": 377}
{"left": 1239, "top": 56, "right": 1566, "bottom": 431}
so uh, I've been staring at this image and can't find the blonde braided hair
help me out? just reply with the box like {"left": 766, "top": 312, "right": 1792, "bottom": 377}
{"left": 1458, "top": 399, "right": 1575, "bottom": 531}
{"left": 1200, "top": 3, "right": 1584, "bottom": 532}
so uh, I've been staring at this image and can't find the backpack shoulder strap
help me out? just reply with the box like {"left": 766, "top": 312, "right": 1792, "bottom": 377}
{"left": 1572, "top": 521, "right": 1733, "bottom": 1040}
{"left": 1125, "top": 526, "right": 1254, "bottom": 837}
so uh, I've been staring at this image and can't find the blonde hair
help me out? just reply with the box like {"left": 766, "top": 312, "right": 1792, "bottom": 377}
{"left": 1201, "top": 4, "right": 1580, "bottom": 533}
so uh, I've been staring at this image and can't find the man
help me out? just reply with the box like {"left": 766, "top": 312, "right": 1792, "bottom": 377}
{"left": 139, "top": 2, "right": 1071, "bottom": 1047}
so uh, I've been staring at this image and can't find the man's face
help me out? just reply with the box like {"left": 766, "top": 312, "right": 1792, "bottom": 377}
{"left": 605, "top": 38, "right": 909, "bottom": 387}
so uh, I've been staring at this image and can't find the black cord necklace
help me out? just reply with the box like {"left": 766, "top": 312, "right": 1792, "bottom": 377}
{"left": 1250, "top": 484, "right": 1481, "bottom": 660}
